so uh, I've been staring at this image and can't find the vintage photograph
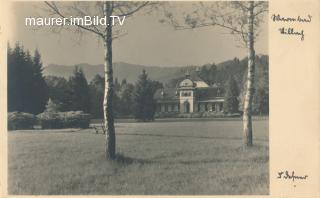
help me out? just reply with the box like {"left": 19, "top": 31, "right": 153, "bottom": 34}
{"left": 7, "top": 1, "right": 269, "bottom": 195}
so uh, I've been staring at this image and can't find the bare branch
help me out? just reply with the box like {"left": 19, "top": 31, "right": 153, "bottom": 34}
{"left": 161, "top": 1, "right": 267, "bottom": 47}
{"left": 44, "top": 1, "right": 104, "bottom": 38}
{"left": 116, "top": 2, "right": 150, "bottom": 17}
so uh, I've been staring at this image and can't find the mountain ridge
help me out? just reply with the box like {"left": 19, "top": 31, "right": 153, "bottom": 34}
{"left": 43, "top": 55, "right": 268, "bottom": 84}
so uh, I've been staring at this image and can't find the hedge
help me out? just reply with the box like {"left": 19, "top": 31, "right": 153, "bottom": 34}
{"left": 37, "top": 111, "right": 91, "bottom": 129}
{"left": 8, "top": 112, "right": 36, "bottom": 130}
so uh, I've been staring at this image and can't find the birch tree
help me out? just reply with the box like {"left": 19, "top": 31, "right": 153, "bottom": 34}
{"left": 44, "top": 1, "right": 152, "bottom": 159}
{"left": 161, "top": 1, "right": 268, "bottom": 147}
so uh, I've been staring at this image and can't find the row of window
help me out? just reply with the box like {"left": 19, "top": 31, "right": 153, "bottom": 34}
{"left": 180, "top": 91, "right": 192, "bottom": 97}
{"left": 178, "top": 89, "right": 222, "bottom": 97}
{"left": 157, "top": 103, "right": 223, "bottom": 112}
{"left": 197, "top": 103, "right": 223, "bottom": 112}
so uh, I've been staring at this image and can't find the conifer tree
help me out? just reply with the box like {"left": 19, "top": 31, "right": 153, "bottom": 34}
{"left": 223, "top": 76, "right": 240, "bottom": 114}
{"left": 133, "top": 69, "right": 157, "bottom": 121}
{"left": 68, "top": 66, "right": 90, "bottom": 113}
{"left": 30, "top": 49, "right": 48, "bottom": 114}
{"left": 89, "top": 75, "right": 105, "bottom": 118}
{"left": 119, "top": 82, "right": 135, "bottom": 116}
{"left": 8, "top": 43, "right": 48, "bottom": 114}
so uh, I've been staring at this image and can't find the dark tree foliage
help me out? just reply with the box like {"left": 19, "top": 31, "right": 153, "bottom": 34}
{"left": 89, "top": 74, "right": 105, "bottom": 118}
{"left": 199, "top": 63, "right": 217, "bottom": 85}
{"left": 119, "top": 82, "right": 135, "bottom": 116}
{"left": 223, "top": 76, "right": 240, "bottom": 114}
{"left": 8, "top": 43, "right": 48, "bottom": 114}
{"left": 29, "top": 49, "right": 49, "bottom": 113}
{"left": 252, "top": 88, "right": 269, "bottom": 115}
{"left": 114, "top": 77, "right": 121, "bottom": 92}
{"left": 120, "top": 79, "right": 127, "bottom": 87}
{"left": 133, "top": 69, "right": 159, "bottom": 121}
{"left": 45, "top": 76, "right": 72, "bottom": 111}
{"left": 88, "top": 74, "right": 124, "bottom": 118}
{"left": 68, "top": 66, "right": 90, "bottom": 113}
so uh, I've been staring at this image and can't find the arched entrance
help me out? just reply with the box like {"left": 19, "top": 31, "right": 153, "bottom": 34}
{"left": 184, "top": 101, "right": 190, "bottom": 113}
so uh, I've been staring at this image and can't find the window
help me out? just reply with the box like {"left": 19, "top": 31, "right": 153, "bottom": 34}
{"left": 181, "top": 91, "right": 192, "bottom": 97}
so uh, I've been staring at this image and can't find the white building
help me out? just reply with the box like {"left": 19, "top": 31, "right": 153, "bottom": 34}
{"left": 155, "top": 73, "right": 224, "bottom": 114}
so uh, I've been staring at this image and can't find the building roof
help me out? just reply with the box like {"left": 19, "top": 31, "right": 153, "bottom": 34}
{"left": 154, "top": 72, "right": 224, "bottom": 102}
{"left": 154, "top": 87, "right": 179, "bottom": 101}
{"left": 179, "top": 78, "right": 195, "bottom": 88}
{"left": 196, "top": 87, "right": 224, "bottom": 99}
{"left": 194, "top": 81, "right": 209, "bottom": 88}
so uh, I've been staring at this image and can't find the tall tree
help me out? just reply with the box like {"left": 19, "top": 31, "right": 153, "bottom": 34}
{"left": 8, "top": 43, "right": 48, "bottom": 114}
{"left": 45, "top": 1, "right": 153, "bottom": 159}
{"left": 133, "top": 69, "right": 157, "bottom": 121}
{"left": 223, "top": 76, "right": 240, "bottom": 114}
{"left": 30, "top": 49, "right": 49, "bottom": 114}
{"left": 68, "top": 66, "right": 90, "bottom": 113}
{"left": 252, "top": 88, "right": 268, "bottom": 115}
{"left": 89, "top": 74, "right": 105, "bottom": 118}
{"left": 162, "top": 1, "right": 268, "bottom": 147}
{"left": 119, "top": 82, "right": 135, "bottom": 116}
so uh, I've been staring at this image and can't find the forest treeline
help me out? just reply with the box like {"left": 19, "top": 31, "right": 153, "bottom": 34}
{"left": 8, "top": 43, "right": 268, "bottom": 119}
{"left": 8, "top": 43, "right": 163, "bottom": 120}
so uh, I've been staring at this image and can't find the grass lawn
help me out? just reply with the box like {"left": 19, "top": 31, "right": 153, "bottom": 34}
{"left": 8, "top": 119, "right": 269, "bottom": 195}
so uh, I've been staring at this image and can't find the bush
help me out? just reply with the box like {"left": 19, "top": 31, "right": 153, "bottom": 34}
{"left": 62, "top": 111, "right": 91, "bottom": 128}
{"left": 37, "top": 112, "right": 63, "bottom": 129}
{"left": 8, "top": 112, "right": 36, "bottom": 130}
{"left": 37, "top": 111, "right": 91, "bottom": 129}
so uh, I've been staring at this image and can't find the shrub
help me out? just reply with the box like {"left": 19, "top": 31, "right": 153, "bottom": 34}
{"left": 8, "top": 112, "right": 36, "bottom": 130}
{"left": 62, "top": 111, "right": 91, "bottom": 128}
{"left": 37, "top": 112, "right": 63, "bottom": 129}
{"left": 37, "top": 111, "right": 91, "bottom": 129}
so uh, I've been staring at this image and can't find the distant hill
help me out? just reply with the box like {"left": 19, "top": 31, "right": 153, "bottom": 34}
{"left": 43, "top": 55, "right": 268, "bottom": 86}
{"left": 43, "top": 62, "right": 184, "bottom": 84}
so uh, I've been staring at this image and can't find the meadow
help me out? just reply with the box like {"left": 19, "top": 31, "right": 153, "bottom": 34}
{"left": 8, "top": 119, "right": 269, "bottom": 195}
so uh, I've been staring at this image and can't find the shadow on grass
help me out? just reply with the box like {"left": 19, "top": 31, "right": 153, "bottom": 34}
{"left": 111, "top": 143, "right": 268, "bottom": 166}
{"left": 176, "top": 155, "right": 269, "bottom": 165}
{"left": 113, "top": 154, "right": 154, "bottom": 165}
{"left": 116, "top": 132, "right": 268, "bottom": 142}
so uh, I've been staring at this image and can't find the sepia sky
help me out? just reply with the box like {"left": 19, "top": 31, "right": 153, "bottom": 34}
{"left": 9, "top": 2, "right": 268, "bottom": 67}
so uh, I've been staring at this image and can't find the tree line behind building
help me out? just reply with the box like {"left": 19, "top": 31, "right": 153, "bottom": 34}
{"left": 7, "top": 43, "right": 268, "bottom": 122}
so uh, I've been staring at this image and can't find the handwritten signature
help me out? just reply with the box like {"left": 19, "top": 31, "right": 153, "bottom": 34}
{"left": 279, "top": 27, "right": 304, "bottom": 41}
{"left": 271, "top": 14, "right": 312, "bottom": 23}
{"left": 277, "top": 171, "right": 308, "bottom": 182}
{"left": 271, "top": 14, "right": 312, "bottom": 41}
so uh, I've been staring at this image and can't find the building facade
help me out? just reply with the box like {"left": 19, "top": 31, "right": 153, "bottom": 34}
{"left": 155, "top": 73, "right": 224, "bottom": 115}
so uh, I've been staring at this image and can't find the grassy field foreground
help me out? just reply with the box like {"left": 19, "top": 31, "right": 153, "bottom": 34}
{"left": 8, "top": 120, "right": 269, "bottom": 195}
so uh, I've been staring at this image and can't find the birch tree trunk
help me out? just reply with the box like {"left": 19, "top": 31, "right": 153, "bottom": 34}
{"left": 243, "top": 1, "right": 255, "bottom": 147}
{"left": 103, "top": 1, "right": 116, "bottom": 159}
